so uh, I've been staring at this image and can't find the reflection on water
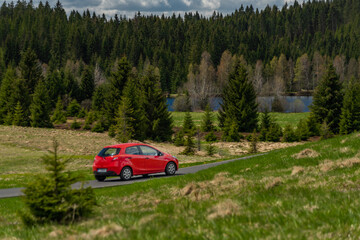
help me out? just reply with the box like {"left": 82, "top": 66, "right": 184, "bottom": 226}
{"left": 167, "top": 96, "right": 313, "bottom": 113}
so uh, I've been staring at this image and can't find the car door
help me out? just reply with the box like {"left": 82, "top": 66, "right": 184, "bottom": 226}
{"left": 124, "top": 146, "right": 145, "bottom": 174}
{"left": 139, "top": 145, "right": 166, "bottom": 173}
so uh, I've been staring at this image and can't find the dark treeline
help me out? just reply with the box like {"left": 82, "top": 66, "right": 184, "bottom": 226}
{"left": 1, "top": 0, "right": 360, "bottom": 94}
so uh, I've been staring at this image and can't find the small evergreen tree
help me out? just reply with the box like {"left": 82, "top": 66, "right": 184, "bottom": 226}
{"left": 295, "top": 119, "right": 310, "bottom": 141}
{"left": 206, "top": 143, "right": 216, "bottom": 156}
{"left": 205, "top": 131, "right": 217, "bottom": 142}
{"left": 183, "top": 111, "right": 195, "bottom": 135}
{"left": 115, "top": 98, "right": 135, "bottom": 143}
{"left": 21, "top": 139, "right": 96, "bottom": 225}
{"left": 271, "top": 95, "right": 284, "bottom": 112}
{"left": 70, "top": 118, "right": 81, "bottom": 129}
{"left": 12, "top": 101, "right": 27, "bottom": 126}
{"left": 248, "top": 129, "right": 258, "bottom": 153}
{"left": 173, "top": 130, "right": 185, "bottom": 146}
{"left": 311, "top": 64, "right": 343, "bottom": 134}
{"left": 320, "top": 121, "right": 333, "bottom": 140}
{"left": 223, "top": 119, "right": 243, "bottom": 142}
{"left": 108, "top": 125, "right": 116, "bottom": 138}
{"left": 307, "top": 114, "right": 320, "bottom": 137}
{"left": 282, "top": 125, "right": 297, "bottom": 142}
{"left": 219, "top": 61, "right": 258, "bottom": 132}
{"left": 266, "top": 123, "right": 282, "bottom": 142}
{"left": 80, "top": 66, "right": 95, "bottom": 101}
{"left": 30, "top": 80, "right": 53, "bottom": 128}
{"left": 77, "top": 108, "right": 86, "bottom": 118}
{"left": 201, "top": 104, "right": 215, "bottom": 132}
{"left": 339, "top": 77, "right": 360, "bottom": 134}
{"left": 180, "top": 135, "right": 196, "bottom": 155}
{"left": 51, "top": 97, "right": 67, "bottom": 124}
{"left": 67, "top": 99, "right": 81, "bottom": 117}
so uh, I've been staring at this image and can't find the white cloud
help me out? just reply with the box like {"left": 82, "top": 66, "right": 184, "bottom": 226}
{"left": 201, "top": 0, "right": 220, "bottom": 9}
{"left": 183, "top": 0, "right": 192, "bottom": 7}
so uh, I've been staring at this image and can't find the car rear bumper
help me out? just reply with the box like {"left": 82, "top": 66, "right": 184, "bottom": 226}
{"left": 93, "top": 171, "right": 118, "bottom": 176}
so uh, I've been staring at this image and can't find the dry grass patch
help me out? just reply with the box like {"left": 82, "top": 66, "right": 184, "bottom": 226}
{"left": 319, "top": 158, "right": 360, "bottom": 173}
{"left": 265, "top": 177, "right": 283, "bottom": 189}
{"left": 340, "top": 147, "right": 351, "bottom": 153}
{"left": 291, "top": 166, "right": 305, "bottom": 176}
{"left": 207, "top": 199, "right": 240, "bottom": 220}
{"left": 214, "top": 142, "right": 302, "bottom": 155}
{"left": 292, "top": 148, "right": 319, "bottom": 159}
{"left": 83, "top": 224, "right": 123, "bottom": 239}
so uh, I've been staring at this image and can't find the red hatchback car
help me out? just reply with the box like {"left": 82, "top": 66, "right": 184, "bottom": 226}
{"left": 93, "top": 143, "right": 179, "bottom": 181}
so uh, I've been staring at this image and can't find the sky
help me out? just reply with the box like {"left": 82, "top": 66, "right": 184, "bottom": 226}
{"left": 12, "top": 0, "right": 296, "bottom": 18}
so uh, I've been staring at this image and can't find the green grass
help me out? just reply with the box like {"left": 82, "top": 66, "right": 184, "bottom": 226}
{"left": 1, "top": 133, "right": 360, "bottom": 239}
{"left": 171, "top": 111, "right": 309, "bottom": 128}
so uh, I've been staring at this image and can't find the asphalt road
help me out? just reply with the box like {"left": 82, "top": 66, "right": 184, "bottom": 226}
{"left": 0, "top": 153, "right": 265, "bottom": 199}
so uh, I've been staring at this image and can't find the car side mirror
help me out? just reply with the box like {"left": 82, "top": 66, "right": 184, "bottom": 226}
{"left": 157, "top": 151, "right": 163, "bottom": 156}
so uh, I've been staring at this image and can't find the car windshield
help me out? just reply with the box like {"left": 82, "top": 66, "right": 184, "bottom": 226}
{"left": 98, "top": 148, "right": 120, "bottom": 157}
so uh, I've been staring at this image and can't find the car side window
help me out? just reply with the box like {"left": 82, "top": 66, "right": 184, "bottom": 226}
{"left": 139, "top": 146, "right": 158, "bottom": 156}
{"left": 125, "top": 146, "right": 141, "bottom": 155}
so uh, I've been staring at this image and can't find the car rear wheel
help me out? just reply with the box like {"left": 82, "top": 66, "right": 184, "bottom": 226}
{"left": 120, "top": 167, "right": 132, "bottom": 181}
{"left": 95, "top": 175, "right": 106, "bottom": 182}
{"left": 165, "top": 162, "right": 176, "bottom": 175}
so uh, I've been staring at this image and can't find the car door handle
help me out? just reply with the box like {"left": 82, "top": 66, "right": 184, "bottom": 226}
{"left": 145, "top": 157, "right": 150, "bottom": 159}
{"left": 125, "top": 157, "right": 132, "bottom": 160}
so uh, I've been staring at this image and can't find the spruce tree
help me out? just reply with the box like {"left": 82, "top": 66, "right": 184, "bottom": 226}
{"left": 30, "top": 80, "right": 53, "bottom": 128}
{"left": 219, "top": 61, "right": 258, "bottom": 137}
{"left": 201, "top": 104, "right": 215, "bottom": 132}
{"left": 183, "top": 111, "right": 195, "bottom": 135}
{"left": 67, "top": 99, "right": 81, "bottom": 117}
{"left": 115, "top": 97, "right": 135, "bottom": 143}
{"left": 19, "top": 48, "right": 42, "bottom": 94}
{"left": 51, "top": 97, "right": 67, "bottom": 124}
{"left": 0, "top": 68, "right": 17, "bottom": 123}
{"left": 310, "top": 64, "right": 343, "bottom": 134}
{"left": 80, "top": 66, "right": 94, "bottom": 101}
{"left": 339, "top": 77, "right": 360, "bottom": 134}
{"left": 141, "top": 66, "right": 173, "bottom": 141}
{"left": 13, "top": 101, "right": 27, "bottom": 126}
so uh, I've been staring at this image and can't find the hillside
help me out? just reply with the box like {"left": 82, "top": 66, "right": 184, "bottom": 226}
{"left": 0, "top": 132, "right": 359, "bottom": 238}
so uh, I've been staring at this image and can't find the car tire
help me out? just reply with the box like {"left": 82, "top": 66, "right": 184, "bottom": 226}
{"left": 120, "top": 167, "right": 132, "bottom": 181}
{"left": 165, "top": 162, "right": 176, "bottom": 175}
{"left": 95, "top": 175, "right": 106, "bottom": 182}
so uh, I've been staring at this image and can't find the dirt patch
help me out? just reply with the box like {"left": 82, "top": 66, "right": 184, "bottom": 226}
{"left": 84, "top": 224, "right": 123, "bottom": 238}
{"left": 207, "top": 199, "right": 240, "bottom": 220}
{"left": 265, "top": 177, "right": 283, "bottom": 189}
{"left": 340, "top": 147, "right": 351, "bottom": 153}
{"left": 292, "top": 148, "right": 319, "bottom": 159}
{"left": 49, "top": 230, "right": 64, "bottom": 238}
{"left": 291, "top": 166, "right": 305, "bottom": 176}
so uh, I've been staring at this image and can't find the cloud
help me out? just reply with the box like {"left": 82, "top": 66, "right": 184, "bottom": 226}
{"left": 28, "top": 0, "right": 292, "bottom": 18}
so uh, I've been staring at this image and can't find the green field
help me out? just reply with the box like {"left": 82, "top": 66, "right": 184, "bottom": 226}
{"left": 1, "top": 132, "right": 360, "bottom": 239}
{"left": 171, "top": 111, "right": 309, "bottom": 128}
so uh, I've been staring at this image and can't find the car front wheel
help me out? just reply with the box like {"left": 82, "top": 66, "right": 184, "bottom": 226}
{"left": 165, "top": 162, "right": 176, "bottom": 175}
{"left": 120, "top": 167, "right": 132, "bottom": 181}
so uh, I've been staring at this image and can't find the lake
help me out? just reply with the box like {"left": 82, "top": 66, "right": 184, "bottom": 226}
{"left": 167, "top": 96, "right": 313, "bottom": 113}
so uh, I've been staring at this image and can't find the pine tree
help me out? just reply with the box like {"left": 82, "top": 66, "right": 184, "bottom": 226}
{"left": 51, "top": 97, "right": 67, "bottom": 124}
{"left": 13, "top": 101, "right": 27, "bottom": 126}
{"left": 141, "top": 66, "right": 173, "bottom": 141}
{"left": 67, "top": 99, "right": 81, "bottom": 117}
{"left": 30, "top": 80, "right": 53, "bottom": 128}
{"left": 282, "top": 125, "right": 297, "bottom": 142}
{"left": 19, "top": 48, "right": 42, "bottom": 94}
{"left": 295, "top": 119, "right": 310, "bottom": 141}
{"left": 80, "top": 66, "right": 94, "bottom": 101}
{"left": 183, "top": 111, "right": 195, "bottom": 135}
{"left": 339, "top": 77, "right": 360, "bottom": 134}
{"left": 0, "top": 68, "right": 17, "bottom": 123}
{"left": 201, "top": 104, "right": 215, "bottom": 132}
{"left": 219, "top": 61, "right": 258, "bottom": 136}
{"left": 180, "top": 135, "right": 196, "bottom": 155}
{"left": 115, "top": 97, "right": 135, "bottom": 143}
{"left": 311, "top": 64, "right": 343, "bottom": 134}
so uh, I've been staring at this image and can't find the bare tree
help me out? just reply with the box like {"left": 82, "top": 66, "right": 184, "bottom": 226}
{"left": 333, "top": 55, "right": 346, "bottom": 82}
{"left": 312, "top": 51, "right": 326, "bottom": 90}
{"left": 216, "top": 50, "right": 234, "bottom": 91}
{"left": 273, "top": 54, "right": 287, "bottom": 96}
{"left": 186, "top": 51, "right": 217, "bottom": 110}
{"left": 94, "top": 62, "right": 106, "bottom": 86}
{"left": 252, "top": 60, "right": 264, "bottom": 96}
{"left": 294, "top": 53, "right": 311, "bottom": 91}
{"left": 347, "top": 57, "right": 358, "bottom": 81}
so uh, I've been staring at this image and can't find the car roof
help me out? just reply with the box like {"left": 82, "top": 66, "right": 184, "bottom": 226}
{"left": 103, "top": 143, "right": 148, "bottom": 148}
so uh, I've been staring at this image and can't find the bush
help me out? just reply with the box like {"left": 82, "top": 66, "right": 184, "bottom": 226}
{"left": 320, "top": 121, "right": 333, "bottom": 140}
{"left": 205, "top": 131, "right": 217, "bottom": 142}
{"left": 272, "top": 95, "right": 284, "bottom": 112}
{"left": 91, "top": 121, "right": 104, "bottom": 133}
{"left": 83, "top": 122, "right": 91, "bottom": 130}
{"left": 70, "top": 118, "right": 81, "bottom": 129}
{"left": 173, "top": 131, "right": 185, "bottom": 146}
{"left": 173, "top": 94, "right": 191, "bottom": 112}
{"left": 21, "top": 140, "right": 96, "bottom": 225}
{"left": 266, "top": 123, "right": 282, "bottom": 142}
{"left": 67, "top": 99, "right": 81, "bottom": 117}
{"left": 77, "top": 108, "right": 86, "bottom": 118}
{"left": 180, "top": 136, "right": 196, "bottom": 155}
{"left": 206, "top": 143, "right": 216, "bottom": 156}
{"left": 295, "top": 119, "right": 310, "bottom": 141}
{"left": 282, "top": 125, "right": 297, "bottom": 142}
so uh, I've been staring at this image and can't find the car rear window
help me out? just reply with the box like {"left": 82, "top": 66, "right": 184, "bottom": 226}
{"left": 98, "top": 148, "right": 120, "bottom": 157}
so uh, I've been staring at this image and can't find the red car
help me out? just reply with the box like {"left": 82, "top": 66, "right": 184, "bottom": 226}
{"left": 93, "top": 143, "right": 179, "bottom": 181}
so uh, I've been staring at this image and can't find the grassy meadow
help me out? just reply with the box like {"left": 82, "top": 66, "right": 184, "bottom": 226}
{"left": 0, "top": 132, "right": 360, "bottom": 239}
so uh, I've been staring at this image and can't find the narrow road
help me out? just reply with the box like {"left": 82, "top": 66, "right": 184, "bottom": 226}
{"left": 0, "top": 154, "right": 265, "bottom": 199}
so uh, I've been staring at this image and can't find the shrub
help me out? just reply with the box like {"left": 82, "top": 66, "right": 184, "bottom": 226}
{"left": 21, "top": 140, "right": 96, "bottom": 225}
{"left": 77, "top": 108, "right": 86, "bottom": 118}
{"left": 67, "top": 99, "right": 81, "bottom": 117}
{"left": 206, "top": 143, "right": 216, "bottom": 156}
{"left": 70, "top": 118, "right": 81, "bottom": 129}
{"left": 173, "top": 93, "right": 191, "bottom": 112}
{"left": 295, "top": 119, "right": 310, "bottom": 141}
{"left": 320, "top": 121, "right": 333, "bottom": 140}
{"left": 91, "top": 121, "right": 104, "bottom": 133}
{"left": 180, "top": 136, "right": 196, "bottom": 155}
{"left": 282, "top": 125, "right": 297, "bottom": 142}
{"left": 266, "top": 123, "right": 282, "bottom": 142}
{"left": 205, "top": 131, "right": 217, "bottom": 142}
{"left": 173, "top": 131, "right": 185, "bottom": 146}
